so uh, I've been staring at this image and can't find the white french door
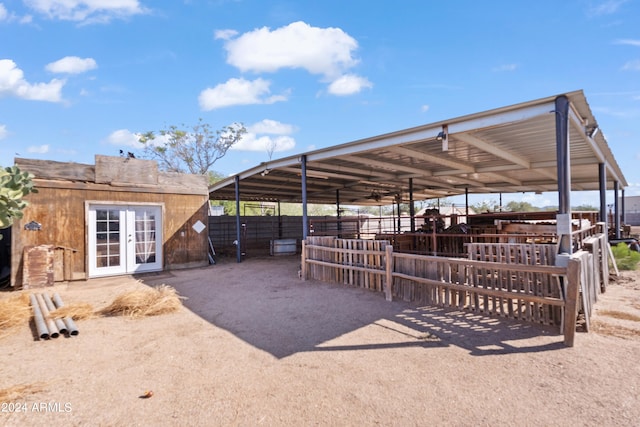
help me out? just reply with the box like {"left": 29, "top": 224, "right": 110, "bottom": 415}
{"left": 88, "top": 204, "right": 162, "bottom": 277}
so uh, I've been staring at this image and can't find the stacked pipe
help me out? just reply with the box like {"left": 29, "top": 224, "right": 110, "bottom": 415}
{"left": 29, "top": 292, "right": 79, "bottom": 340}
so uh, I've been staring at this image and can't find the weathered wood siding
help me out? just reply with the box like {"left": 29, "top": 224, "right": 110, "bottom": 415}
{"left": 11, "top": 156, "right": 209, "bottom": 287}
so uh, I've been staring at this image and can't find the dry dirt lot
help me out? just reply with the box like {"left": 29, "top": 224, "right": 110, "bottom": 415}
{"left": 1, "top": 254, "right": 640, "bottom": 427}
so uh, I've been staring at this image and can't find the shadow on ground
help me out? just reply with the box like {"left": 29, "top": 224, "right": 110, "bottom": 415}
{"left": 140, "top": 256, "right": 565, "bottom": 359}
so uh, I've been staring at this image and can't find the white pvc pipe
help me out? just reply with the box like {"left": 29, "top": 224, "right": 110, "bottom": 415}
{"left": 35, "top": 293, "right": 59, "bottom": 339}
{"left": 30, "top": 294, "right": 49, "bottom": 340}
{"left": 42, "top": 293, "right": 68, "bottom": 335}
{"left": 52, "top": 292, "right": 79, "bottom": 336}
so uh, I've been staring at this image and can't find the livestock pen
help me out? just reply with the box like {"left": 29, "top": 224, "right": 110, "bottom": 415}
{"left": 301, "top": 228, "right": 608, "bottom": 347}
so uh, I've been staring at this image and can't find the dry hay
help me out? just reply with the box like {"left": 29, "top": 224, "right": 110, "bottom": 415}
{"left": 48, "top": 302, "right": 96, "bottom": 321}
{"left": 0, "top": 383, "right": 47, "bottom": 403}
{"left": 0, "top": 293, "right": 31, "bottom": 339}
{"left": 99, "top": 285, "right": 184, "bottom": 318}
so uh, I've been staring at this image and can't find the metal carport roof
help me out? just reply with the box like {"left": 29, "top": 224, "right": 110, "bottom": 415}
{"left": 209, "top": 90, "right": 627, "bottom": 206}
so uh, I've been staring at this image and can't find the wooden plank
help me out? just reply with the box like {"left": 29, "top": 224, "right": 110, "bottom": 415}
{"left": 385, "top": 245, "right": 393, "bottom": 301}
{"left": 158, "top": 172, "right": 208, "bottom": 192}
{"left": 391, "top": 271, "right": 565, "bottom": 306}
{"left": 301, "top": 240, "right": 307, "bottom": 280}
{"left": 501, "top": 223, "right": 557, "bottom": 234}
{"left": 16, "top": 157, "right": 94, "bottom": 182}
{"left": 305, "top": 259, "right": 386, "bottom": 276}
{"left": 33, "top": 178, "right": 208, "bottom": 195}
{"left": 95, "top": 155, "right": 158, "bottom": 185}
{"left": 564, "top": 258, "right": 581, "bottom": 347}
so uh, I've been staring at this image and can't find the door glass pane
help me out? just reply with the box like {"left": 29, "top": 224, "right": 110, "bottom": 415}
{"left": 134, "top": 209, "right": 157, "bottom": 265}
{"left": 95, "top": 209, "right": 121, "bottom": 268}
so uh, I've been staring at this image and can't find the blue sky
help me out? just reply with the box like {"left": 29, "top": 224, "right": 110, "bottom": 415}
{"left": 1, "top": 0, "right": 639, "bottom": 208}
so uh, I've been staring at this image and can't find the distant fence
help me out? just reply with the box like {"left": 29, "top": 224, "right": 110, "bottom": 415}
{"left": 302, "top": 234, "right": 609, "bottom": 347}
{"left": 208, "top": 215, "right": 365, "bottom": 256}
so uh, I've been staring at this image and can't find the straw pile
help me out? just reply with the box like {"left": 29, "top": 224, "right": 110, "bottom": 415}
{"left": 0, "top": 293, "right": 31, "bottom": 339}
{"left": 99, "top": 285, "right": 184, "bottom": 318}
{"left": 48, "top": 302, "right": 96, "bottom": 321}
{"left": 0, "top": 383, "right": 46, "bottom": 403}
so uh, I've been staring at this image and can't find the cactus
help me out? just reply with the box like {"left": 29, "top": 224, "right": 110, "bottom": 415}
{"left": 0, "top": 165, "right": 38, "bottom": 230}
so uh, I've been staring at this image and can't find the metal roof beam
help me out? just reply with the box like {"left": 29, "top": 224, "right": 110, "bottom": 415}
{"left": 568, "top": 107, "right": 606, "bottom": 163}
{"left": 454, "top": 132, "right": 531, "bottom": 169}
{"left": 447, "top": 101, "right": 555, "bottom": 134}
{"left": 339, "top": 154, "right": 432, "bottom": 177}
{"left": 388, "top": 146, "right": 475, "bottom": 173}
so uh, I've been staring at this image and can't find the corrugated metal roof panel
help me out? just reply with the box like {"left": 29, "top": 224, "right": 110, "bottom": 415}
{"left": 209, "top": 90, "right": 627, "bottom": 205}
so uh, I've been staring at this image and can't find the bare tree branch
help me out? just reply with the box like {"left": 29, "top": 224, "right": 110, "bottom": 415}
{"left": 137, "top": 119, "right": 246, "bottom": 175}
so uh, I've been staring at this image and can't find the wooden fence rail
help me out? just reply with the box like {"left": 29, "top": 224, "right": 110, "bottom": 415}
{"left": 302, "top": 236, "right": 587, "bottom": 346}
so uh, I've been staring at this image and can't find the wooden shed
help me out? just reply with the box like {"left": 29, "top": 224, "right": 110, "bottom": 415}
{"left": 9, "top": 155, "right": 209, "bottom": 288}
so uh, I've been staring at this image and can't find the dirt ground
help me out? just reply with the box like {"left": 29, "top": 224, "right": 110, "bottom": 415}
{"left": 1, "top": 252, "right": 640, "bottom": 427}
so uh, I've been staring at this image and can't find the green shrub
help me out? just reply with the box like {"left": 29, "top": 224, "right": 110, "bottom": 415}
{"left": 611, "top": 242, "right": 640, "bottom": 271}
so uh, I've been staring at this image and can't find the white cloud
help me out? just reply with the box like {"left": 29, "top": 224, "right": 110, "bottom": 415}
{"left": 327, "top": 74, "right": 372, "bottom": 96}
{"left": 421, "top": 105, "right": 430, "bottom": 113}
{"left": 198, "top": 77, "right": 288, "bottom": 110}
{"left": 214, "top": 29, "right": 237, "bottom": 40}
{"left": 106, "top": 128, "right": 173, "bottom": 149}
{"left": 233, "top": 119, "right": 296, "bottom": 153}
{"left": 221, "top": 21, "right": 359, "bottom": 78}
{"left": 105, "top": 129, "right": 143, "bottom": 148}
{"left": 46, "top": 56, "right": 97, "bottom": 74}
{"left": 247, "top": 119, "right": 295, "bottom": 135}
{"left": 614, "top": 39, "right": 640, "bottom": 47}
{"left": 233, "top": 134, "right": 295, "bottom": 152}
{"left": 0, "top": 59, "right": 65, "bottom": 102}
{"left": 492, "top": 63, "right": 518, "bottom": 72}
{"left": 0, "top": 4, "right": 28, "bottom": 23}
{"left": 0, "top": 124, "right": 7, "bottom": 139}
{"left": 622, "top": 59, "right": 640, "bottom": 70}
{"left": 587, "top": 0, "right": 628, "bottom": 16}
{"left": 27, "top": 144, "right": 49, "bottom": 154}
{"left": 23, "top": 0, "right": 147, "bottom": 24}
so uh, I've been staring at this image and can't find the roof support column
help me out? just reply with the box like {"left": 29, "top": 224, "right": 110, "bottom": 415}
{"left": 599, "top": 163, "right": 607, "bottom": 227}
{"left": 234, "top": 175, "right": 242, "bottom": 263}
{"left": 278, "top": 200, "right": 282, "bottom": 239}
{"left": 409, "top": 178, "right": 415, "bottom": 232}
{"left": 465, "top": 187, "right": 469, "bottom": 220}
{"left": 301, "top": 155, "right": 309, "bottom": 240}
{"left": 614, "top": 181, "right": 620, "bottom": 239}
{"left": 555, "top": 95, "right": 572, "bottom": 255}
{"left": 622, "top": 188, "right": 626, "bottom": 226}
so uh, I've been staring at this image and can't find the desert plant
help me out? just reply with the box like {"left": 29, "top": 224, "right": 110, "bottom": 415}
{"left": 0, "top": 165, "right": 38, "bottom": 230}
{"left": 610, "top": 242, "right": 640, "bottom": 271}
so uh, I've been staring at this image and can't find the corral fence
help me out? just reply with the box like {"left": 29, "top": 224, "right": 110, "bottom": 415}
{"left": 301, "top": 234, "right": 609, "bottom": 347}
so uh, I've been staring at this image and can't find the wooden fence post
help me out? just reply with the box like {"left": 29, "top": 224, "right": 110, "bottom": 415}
{"left": 564, "top": 257, "right": 581, "bottom": 347}
{"left": 301, "top": 239, "right": 307, "bottom": 280}
{"left": 385, "top": 245, "right": 393, "bottom": 301}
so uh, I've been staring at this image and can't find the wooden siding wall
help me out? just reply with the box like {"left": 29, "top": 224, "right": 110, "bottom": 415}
{"left": 12, "top": 186, "right": 209, "bottom": 286}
